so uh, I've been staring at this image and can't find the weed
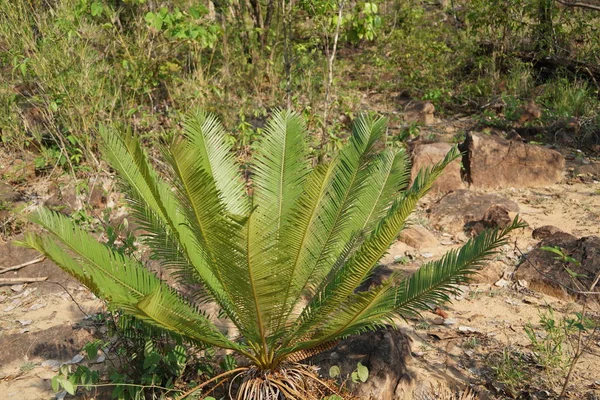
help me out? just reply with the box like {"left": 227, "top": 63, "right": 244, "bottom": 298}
{"left": 490, "top": 348, "right": 527, "bottom": 393}
{"left": 19, "top": 361, "right": 36, "bottom": 373}
{"left": 462, "top": 337, "right": 480, "bottom": 350}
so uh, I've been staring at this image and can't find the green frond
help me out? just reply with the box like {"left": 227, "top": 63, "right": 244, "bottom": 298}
{"left": 277, "top": 114, "right": 389, "bottom": 328}
{"left": 183, "top": 110, "right": 249, "bottom": 216}
{"left": 291, "top": 146, "right": 459, "bottom": 342}
{"left": 167, "top": 139, "right": 259, "bottom": 337}
{"left": 361, "top": 148, "right": 411, "bottom": 233}
{"left": 392, "top": 217, "right": 526, "bottom": 317}
{"left": 251, "top": 109, "right": 310, "bottom": 232}
{"left": 99, "top": 126, "right": 233, "bottom": 316}
{"left": 24, "top": 209, "right": 242, "bottom": 351}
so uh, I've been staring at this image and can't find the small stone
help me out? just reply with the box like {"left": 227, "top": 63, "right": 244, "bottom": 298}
{"left": 412, "top": 351, "right": 425, "bottom": 357}
{"left": 94, "top": 354, "right": 106, "bottom": 363}
{"left": 4, "top": 299, "right": 22, "bottom": 312}
{"left": 443, "top": 318, "right": 457, "bottom": 326}
{"left": 458, "top": 326, "right": 479, "bottom": 333}
{"left": 28, "top": 303, "right": 46, "bottom": 311}
{"left": 42, "top": 360, "right": 61, "bottom": 371}
{"left": 420, "top": 252, "right": 434, "bottom": 258}
{"left": 494, "top": 278, "right": 510, "bottom": 288}
{"left": 10, "top": 284, "right": 24, "bottom": 292}
{"left": 434, "top": 307, "right": 448, "bottom": 319}
{"left": 69, "top": 354, "right": 84, "bottom": 364}
{"left": 441, "top": 240, "right": 453, "bottom": 245}
{"left": 432, "top": 317, "right": 445, "bottom": 325}
{"left": 17, "top": 320, "right": 32, "bottom": 326}
{"left": 505, "top": 298, "right": 520, "bottom": 306}
{"left": 517, "top": 279, "right": 528, "bottom": 288}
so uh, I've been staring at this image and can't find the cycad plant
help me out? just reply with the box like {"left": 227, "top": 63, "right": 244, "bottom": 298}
{"left": 25, "top": 110, "right": 523, "bottom": 399}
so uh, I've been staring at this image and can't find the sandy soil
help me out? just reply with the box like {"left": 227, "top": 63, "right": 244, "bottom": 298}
{"left": 0, "top": 151, "right": 599, "bottom": 399}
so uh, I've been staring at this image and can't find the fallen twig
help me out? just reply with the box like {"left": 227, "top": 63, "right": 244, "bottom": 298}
{"left": 0, "top": 277, "right": 48, "bottom": 284}
{"left": 0, "top": 257, "right": 45, "bottom": 274}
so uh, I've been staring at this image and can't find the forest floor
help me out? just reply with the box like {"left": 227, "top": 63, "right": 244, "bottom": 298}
{"left": 0, "top": 116, "right": 599, "bottom": 400}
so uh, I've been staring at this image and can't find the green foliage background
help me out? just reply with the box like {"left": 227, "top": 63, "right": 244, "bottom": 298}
{"left": 1, "top": 0, "right": 599, "bottom": 171}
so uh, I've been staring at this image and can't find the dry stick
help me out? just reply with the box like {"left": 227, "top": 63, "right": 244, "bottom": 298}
{"left": 320, "top": 0, "right": 345, "bottom": 157}
{"left": 558, "top": 271, "right": 600, "bottom": 399}
{"left": 0, "top": 277, "right": 47, "bottom": 284}
{"left": 0, "top": 256, "right": 45, "bottom": 274}
{"left": 176, "top": 367, "right": 248, "bottom": 400}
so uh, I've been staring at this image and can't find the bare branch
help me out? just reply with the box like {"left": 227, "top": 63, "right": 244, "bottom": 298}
{"left": 0, "top": 256, "right": 45, "bottom": 274}
{"left": 0, "top": 277, "right": 48, "bottom": 284}
{"left": 556, "top": 0, "right": 600, "bottom": 12}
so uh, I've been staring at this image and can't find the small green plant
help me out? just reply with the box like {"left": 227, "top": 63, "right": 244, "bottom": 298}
{"left": 343, "top": 2, "right": 382, "bottom": 43}
{"left": 144, "top": 6, "right": 220, "bottom": 49}
{"left": 462, "top": 337, "right": 480, "bottom": 350}
{"left": 491, "top": 348, "right": 527, "bottom": 393}
{"left": 19, "top": 361, "right": 36, "bottom": 373}
{"left": 524, "top": 308, "right": 571, "bottom": 371}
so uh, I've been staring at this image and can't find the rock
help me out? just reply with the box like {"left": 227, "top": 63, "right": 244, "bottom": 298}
{"left": 41, "top": 360, "right": 62, "bottom": 371}
{"left": 458, "top": 326, "right": 480, "bottom": 334}
{"left": 427, "top": 190, "right": 519, "bottom": 233}
{"left": 432, "top": 317, "right": 444, "bottom": 325}
{"left": 514, "top": 233, "right": 600, "bottom": 306}
{"left": 0, "top": 182, "right": 20, "bottom": 203}
{"left": 88, "top": 184, "right": 106, "bottom": 209}
{"left": 462, "top": 132, "right": 565, "bottom": 188}
{"left": 399, "top": 225, "right": 438, "bottom": 249}
{"left": 465, "top": 204, "right": 513, "bottom": 236}
{"left": 532, "top": 225, "right": 564, "bottom": 240}
{"left": 69, "top": 354, "right": 84, "bottom": 364}
{"left": 517, "top": 101, "right": 542, "bottom": 124}
{"left": 410, "top": 143, "right": 464, "bottom": 194}
{"left": 573, "top": 162, "right": 600, "bottom": 180}
{"left": 494, "top": 278, "right": 511, "bottom": 288}
{"left": 44, "top": 184, "right": 80, "bottom": 215}
{"left": 0, "top": 325, "right": 95, "bottom": 366}
{"left": 308, "top": 327, "right": 411, "bottom": 400}
{"left": 3, "top": 157, "right": 36, "bottom": 183}
{"left": 403, "top": 101, "right": 436, "bottom": 126}
{"left": 471, "top": 260, "right": 506, "bottom": 284}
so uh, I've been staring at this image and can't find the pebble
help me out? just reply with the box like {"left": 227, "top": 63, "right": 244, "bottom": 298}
{"left": 505, "top": 298, "right": 520, "bottom": 306}
{"left": 10, "top": 284, "right": 24, "bottom": 292}
{"left": 441, "top": 240, "right": 453, "bottom": 245}
{"left": 433, "top": 317, "right": 445, "bottom": 325}
{"left": 420, "top": 252, "right": 434, "bottom": 258}
{"left": 494, "top": 278, "right": 510, "bottom": 288}
{"left": 458, "top": 325, "right": 479, "bottom": 333}
{"left": 3, "top": 299, "right": 22, "bottom": 312}
{"left": 41, "top": 360, "right": 61, "bottom": 371}
{"left": 29, "top": 303, "right": 46, "bottom": 311}
{"left": 69, "top": 354, "right": 84, "bottom": 364}
{"left": 443, "top": 318, "right": 457, "bottom": 326}
{"left": 17, "top": 319, "right": 32, "bottom": 326}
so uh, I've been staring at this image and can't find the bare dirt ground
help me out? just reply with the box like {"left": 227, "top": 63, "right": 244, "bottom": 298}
{"left": 0, "top": 145, "right": 599, "bottom": 399}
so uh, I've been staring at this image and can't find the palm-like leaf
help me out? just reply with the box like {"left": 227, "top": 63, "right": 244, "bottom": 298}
{"left": 27, "top": 110, "right": 524, "bottom": 379}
